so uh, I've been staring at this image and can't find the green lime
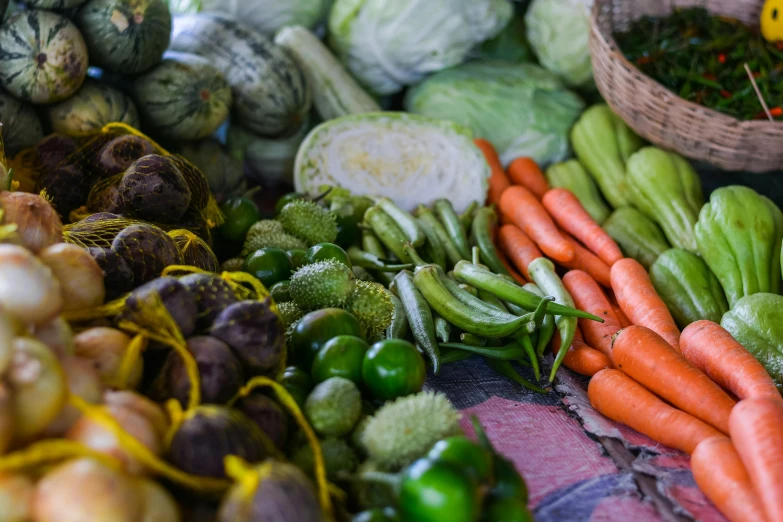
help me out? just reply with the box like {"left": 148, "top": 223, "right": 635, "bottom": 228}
{"left": 304, "top": 243, "right": 352, "bottom": 268}
{"left": 362, "top": 339, "right": 426, "bottom": 401}
{"left": 282, "top": 366, "right": 313, "bottom": 393}
{"left": 427, "top": 437, "right": 494, "bottom": 485}
{"left": 312, "top": 335, "right": 369, "bottom": 385}
{"left": 287, "top": 249, "right": 307, "bottom": 270}
{"left": 399, "top": 459, "right": 480, "bottom": 522}
{"left": 219, "top": 197, "right": 261, "bottom": 243}
{"left": 244, "top": 248, "right": 293, "bottom": 289}
{"left": 269, "top": 280, "right": 291, "bottom": 303}
{"left": 352, "top": 507, "right": 399, "bottom": 522}
{"left": 289, "top": 308, "right": 366, "bottom": 370}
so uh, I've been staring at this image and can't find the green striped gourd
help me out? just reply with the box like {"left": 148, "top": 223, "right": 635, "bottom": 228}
{"left": 0, "top": 90, "right": 43, "bottom": 157}
{"left": 46, "top": 79, "right": 140, "bottom": 136}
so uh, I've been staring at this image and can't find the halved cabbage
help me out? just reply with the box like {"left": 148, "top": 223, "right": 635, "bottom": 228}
{"left": 294, "top": 112, "right": 489, "bottom": 212}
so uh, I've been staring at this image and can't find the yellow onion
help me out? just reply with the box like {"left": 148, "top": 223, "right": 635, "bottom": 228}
{"left": 136, "top": 479, "right": 182, "bottom": 522}
{"left": 8, "top": 337, "right": 67, "bottom": 441}
{"left": 66, "top": 400, "right": 163, "bottom": 476}
{"left": 39, "top": 243, "right": 106, "bottom": 312}
{"left": 73, "top": 327, "right": 143, "bottom": 388}
{"left": 0, "top": 192, "right": 63, "bottom": 254}
{"left": 42, "top": 356, "right": 103, "bottom": 437}
{"left": 0, "top": 245, "right": 63, "bottom": 325}
{"left": 103, "top": 390, "right": 169, "bottom": 441}
{"left": 32, "top": 316, "right": 74, "bottom": 359}
{"left": 33, "top": 458, "right": 143, "bottom": 522}
{"left": 0, "top": 473, "right": 35, "bottom": 521}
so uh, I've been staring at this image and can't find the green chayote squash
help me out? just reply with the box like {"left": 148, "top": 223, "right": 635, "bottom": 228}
{"left": 650, "top": 249, "right": 729, "bottom": 329}
{"left": 695, "top": 186, "right": 783, "bottom": 308}
{"left": 545, "top": 159, "right": 611, "bottom": 224}
{"left": 721, "top": 293, "right": 783, "bottom": 390}
{"left": 626, "top": 147, "right": 703, "bottom": 252}
{"left": 602, "top": 207, "right": 670, "bottom": 269}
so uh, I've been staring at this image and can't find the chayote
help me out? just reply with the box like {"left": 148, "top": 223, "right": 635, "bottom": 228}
{"left": 721, "top": 293, "right": 783, "bottom": 390}
{"left": 626, "top": 147, "right": 703, "bottom": 252}
{"left": 545, "top": 159, "right": 611, "bottom": 224}
{"left": 695, "top": 186, "right": 783, "bottom": 308}
{"left": 650, "top": 249, "right": 729, "bottom": 329}
{"left": 602, "top": 207, "right": 670, "bottom": 270}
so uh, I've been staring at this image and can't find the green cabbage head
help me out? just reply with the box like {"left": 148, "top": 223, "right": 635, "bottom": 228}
{"left": 405, "top": 61, "right": 585, "bottom": 167}
{"left": 525, "top": 0, "right": 594, "bottom": 88}
{"left": 328, "top": 0, "right": 513, "bottom": 95}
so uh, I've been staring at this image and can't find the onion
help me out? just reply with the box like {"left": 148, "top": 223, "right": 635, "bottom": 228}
{"left": 0, "top": 192, "right": 63, "bottom": 254}
{"left": 0, "top": 245, "right": 63, "bottom": 325}
{"left": 39, "top": 243, "right": 106, "bottom": 312}
{"left": 0, "top": 473, "right": 35, "bottom": 521}
{"left": 0, "top": 309, "right": 13, "bottom": 375}
{"left": 136, "top": 479, "right": 182, "bottom": 522}
{"left": 0, "top": 383, "right": 12, "bottom": 455}
{"left": 33, "top": 458, "right": 142, "bottom": 522}
{"left": 32, "top": 316, "right": 74, "bottom": 359}
{"left": 66, "top": 401, "right": 163, "bottom": 476}
{"left": 42, "top": 356, "right": 103, "bottom": 437}
{"left": 8, "top": 337, "right": 67, "bottom": 441}
{"left": 73, "top": 327, "right": 143, "bottom": 388}
{"left": 103, "top": 390, "right": 169, "bottom": 441}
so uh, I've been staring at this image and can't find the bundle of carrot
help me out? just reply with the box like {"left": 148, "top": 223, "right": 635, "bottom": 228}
{"left": 477, "top": 139, "right": 783, "bottom": 522}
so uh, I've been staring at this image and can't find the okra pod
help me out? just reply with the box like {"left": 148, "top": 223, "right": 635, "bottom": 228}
{"left": 453, "top": 261, "right": 603, "bottom": 321}
{"left": 434, "top": 199, "right": 471, "bottom": 260}
{"left": 440, "top": 348, "right": 474, "bottom": 365}
{"left": 523, "top": 283, "right": 556, "bottom": 357}
{"left": 387, "top": 294, "right": 409, "bottom": 340}
{"left": 519, "top": 335, "right": 540, "bottom": 381}
{"left": 485, "top": 359, "right": 548, "bottom": 394}
{"left": 376, "top": 197, "right": 426, "bottom": 247}
{"left": 440, "top": 340, "right": 525, "bottom": 360}
{"left": 361, "top": 230, "right": 394, "bottom": 286}
{"left": 365, "top": 206, "right": 413, "bottom": 263}
{"left": 459, "top": 333, "right": 487, "bottom": 347}
{"left": 478, "top": 289, "right": 509, "bottom": 313}
{"left": 347, "top": 246, "right": 414, "bottom": 272}
{"left": 471, "top": 207, "right": 510, "bottom": 276}
{"left": 415, "top": 212, "right": 447, "bottom": 270}
{"left": 391, "top": 270, "right": 440, "bottom": 374}
{"left": 416, "top": 206, "right": 464, "bottom": 267}
{"left": 460, "top": 201, "right": 479, "bottom": 231}
{"left": 433, "top": 313, "right": 452, "bottom": 344}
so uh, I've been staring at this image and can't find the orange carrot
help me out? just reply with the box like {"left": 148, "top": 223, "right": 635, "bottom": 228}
{"left": 497, "top": 224, "right": 542, "bottom": 280}
{"left": 562, "top": 270, "right": 622, "bottom": 358}
{"left": 691, "top": 436, "right": 769, "bottom": 522}
{"left": 475, "top": 139, "right": 510, "bottom": 205}
{"left": 607, "top": 293, "right": 632, "bottom": 328}
{"left": 542, "top": 188, "right": 623, "bottom": 266}
{"left": 612, "top": 326, "right": 736, "bottom": 434}
{"left": 588, "top": 369, "right": 723, "bottom": 454}
{"left": 729, "top": 398, "right": 783, "bottom": 522}
{"left": 681, "top": 321, "right": 782, "bottom": 403}
{"left": 496, "top": 247, "right": 528, "bottom": 285}
{"left": 558, "top": 232, "right": 612, "bottom": 288}
{"left": 507, "top": 157, "right": 549, "bottom": 199}
{"left": 611, "top": 258, "right": 681, "bottom": 350}
{"left": 498, "top": 186, "right": 575, "bottom": 263}
{"left": 552, "top": 328, "right": 610, "bottom": 376}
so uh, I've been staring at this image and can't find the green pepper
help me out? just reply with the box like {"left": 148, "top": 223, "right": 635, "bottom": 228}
{"left": 695, "top": 186, "right": 783, "bottom": 307}
{"left": 312, "top": 335, "right": 369, "bottom": 385}
{"left": 602, "top": 207, "right": 670, "bottom": 269}
{"left": 626, "top": 147, "right": 703, "bottom": 252}
{"left": 470, "top": 207, "right": 510, "bottom": 276}
{"left": 471, "top": 416, "right": 529, "bottom": 503}
{"left": 427, "top": 437, "right": 494, "bottom": 485}
{"left": 546, "top": 159, "right": 611, "bottom": 224}
{"left": 391, "top": 270, "right": 441, "bottom": 373}
{"left": 434, "top": 199, "right": 471, "bottom": 260}
{"left": 650, "top": 249, "right": 729, "bottom": 328}
{"left": 398, "top": 458, "right": 481, "bottom": 522}
{"left": 244, "top": 247, "right": 293, "bottom": 288}
{"left": 219, "top": 196, "right": 261, "bottom": 243}
{"left": 304, "top": 243, "right": 352, "bottom": 268}
{"left": 289, "top": 308, "right": 366, "bottom": 369}
{"left": 269, "top": 280, "right": 291, "bottom": 303}
{"left": 362, "top": 339, "right": 426, "bottom": 401}
{"left": 352, "top": 508, "right": 400, "bottom": 522}
{"left": 287, "top": 249, "right": 307, "bottom": 270}
{"left": 416, "top": 205, "right": 463, "bottom": 267}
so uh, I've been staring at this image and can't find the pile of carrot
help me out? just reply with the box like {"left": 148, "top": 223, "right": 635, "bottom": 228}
{"left": 478, "top": 139, "right": 783, "bottom": 522}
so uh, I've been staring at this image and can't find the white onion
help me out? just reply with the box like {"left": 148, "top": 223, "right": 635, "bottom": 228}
{"left": 73, "top": 328, "right": 143, "bottom": 389}
{"left": 32, "top": 316, "right": 75, "bottom": 359}
{"left": 0, "top": 473, "right": 35, "bottom": 522}
{"left": 103, "top": 390, "right": 169, "bottom": 441}
{"left": 42, "top": 356, "right": 103, "bottom": 437}
{"left": 0, "top": 192, "right": 63, "bottom": 254}
{"left": 137, "top": 479, "right": 182, "bottom": 522}
{"left": 0, "top": 245, "right": 63, "bottom": 325}
{"left": 39, "top": 243, "right": 106, "bottom": 312}
{"left": 0, "top": 309, "right": 13, "bottom": 375}
{"left": 0, "top": 383, "right": 12, "bottom": 455}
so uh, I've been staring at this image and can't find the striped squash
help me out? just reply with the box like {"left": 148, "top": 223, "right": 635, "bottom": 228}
{"left": 76, "top": 0, "right": 171, "bottom": 74}
{"left": 0, "top": 90, "right": 43, "bottom": 157}
{"left": 24, "top": 0, "right": 88, "bottom": 8}
{"left": 170, "top": 13, "right": 312, "bottom": 138}
{"left": 0, "top": 11, "right": 89, "bottom": 104}
{"left": 131, "top": 51, "right": 231, "bottom": 141}
{"left": 46, "top": 79, "right": 140, "bottom": 136}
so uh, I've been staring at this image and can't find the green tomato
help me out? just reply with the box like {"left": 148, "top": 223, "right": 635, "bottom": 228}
{"left": 491, "top": 454, "right": 528, "bottom": 503}
{"left": 427, "top": 437, "right": 494, "bottom": 486}
{"left": 275, "top": 192, "right": 306, "bottom": 214}
{"left": 282, "top": 366, "right": 313, "bottom": 393}
{"left": 480, "top": 495, "right": 534, "bottom": 522}
{"left": 399, "top": 459, "right": 480, "bottom": 522}
{"left": 269, "top": 280, "right": 291, "bottom": 303}
{"left": 219, "top": 197, "right": 261, "bottom": 243}
{"left": 312, "top": 335, "right": 369, "bottom": 385}
{"left": 362, "top": 339, "right": 425, "bottom": 401}
{"left": 352, "top": 507, "right": 399, "bottom": 522}
{"left": 290, "top": 309, "right": 366, "bottom": 370}
{"left": 244, "top": 248, "right": 293, "bottom": 289}
{"left": 287, "top": 249, "right": 308, "bottom": 270}
{"left": 304, "top": 243, "right": 352, "bottom": 268}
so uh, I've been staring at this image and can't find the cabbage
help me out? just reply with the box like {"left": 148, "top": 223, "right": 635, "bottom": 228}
{"left": 473, "top": 11, "right": 531, "bottom": 63}
{"left": 328, "top": 0, "right": 513, "bottom": 95}
{"left": 405, "top": 61, "right": 585, "bottom": 167}
{"left": 525, "top": 0, "right": 594, "bottom": 88}
{"left": 294, "top": 112, "right": 489, "bottom": 212}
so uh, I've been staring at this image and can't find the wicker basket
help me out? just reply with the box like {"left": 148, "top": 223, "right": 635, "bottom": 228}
{"left": 590, "top": 0, "right": 783, "bottom": 173}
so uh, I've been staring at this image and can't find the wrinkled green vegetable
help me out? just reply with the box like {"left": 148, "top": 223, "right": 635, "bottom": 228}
{"left": 545, "top": 160, "right": 610, "bottom": 224}
{"left": 695, "top": 186, "right": 783, "bottom": 307}
{"left": 602, "top": 207, "right": 670, "bottom": 269}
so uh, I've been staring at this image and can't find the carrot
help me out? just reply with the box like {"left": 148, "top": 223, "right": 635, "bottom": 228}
{"left": 507, "top": 157, "right": 549, "bottom": 199}
{"left": 612, "top": 326, "right": 736, "bottom": 434}
{"left": 558, "top": 232, "right": 612, "bottom": 287}
{"left": 496, "top": 247, "right": 528, "bottom": 285}
{"left": 562, "top": 270, "right": 622, "bottom": 358}
{"left": 497, "top": 225, "right": 542, "bottom": 280}
{"left": 542, "top": 188, "right": 623, "bottom": 266}
{"left": 681, "top": 320, "right": 781, "bottom": 403}
{"left": 588, "top": 369, "right": 722, "bottom": 454}
{"left": 475, "top": 139, "right": 510, "bottom": 205}
{"left": 691, "top": 437, "right": 769, "bottom": 522}
{"left": 607, "top": 293, "right": 632, "bottom": 328}
{"left": 498, "top": 186, "right": 575, "bottom": 263}
{"left": 552, "top": 327, "right": 610, "bottom": 376}
{"left": 729, "top": 398, "right": 783, "bottom": 522}
{"left": 610, "top": 258, "right": 680, "bottom": 350}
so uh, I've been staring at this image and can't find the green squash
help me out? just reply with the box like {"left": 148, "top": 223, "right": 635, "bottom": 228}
{"left": 24, "top": 0, "right": 87, "bottom": 7}
{"left": 0, "top": 90, "right": 43, "bottom": 157}
{"left": 76, "top": 0, "right": 172, "bottom": 74}
{"left": 132, "top": 51, "right": 231, "bottom": 141}
{"left": 0, "top": 11, "right": 89, "bottom": 104}
{"left": 46, "top": 79, "right": 140, "bottom": 137}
